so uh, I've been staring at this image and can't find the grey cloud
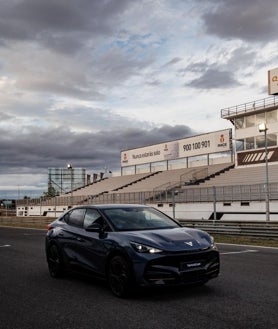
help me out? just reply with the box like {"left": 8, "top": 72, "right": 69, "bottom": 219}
{"left": 1, "top": 31, "right": 154, "bottom": 103}
{"left": 48, "top": 106, "right": 153, "bottom": 133}
{"left": 39, "top": 32, "right": 86, "bottom": 55}
{"left": 95, "top": 47, "right": 155, "bottom": 88}
{"left": 184, "top": 46, "right": 258, "bottom": 77}
{"left": 1, "top": 99, "right": 154, "bottom": 137}
{"left": 178, "top": 61, "right": 209, "bottom": 79}
{"left": 186, "top": 68, "right": 239, "bottom": 89}
{"left": 183, "top": 61, "right": 209, "bottom": 74}
{"left": 119, "top": 125, "right": 195, "bottom": 150}
{"left": 162, "top": 57, "right": 183, "bottom": 68}
{"left": 0, "top": 0, "right": 133, "bottom": 42}
{"left": 182, "top": 45, "right": 259, "bottom": 89}
{"left": 0, "top": 125, "right": 195, "bottom": 174}
{"left": 200, "top": 0, "right": 278, "bottom": 43}
{"left": 146, "top": 79, "right": 161, "bottom": 86}
{"left": 226, "top": 47, "right": 257, "bottom": 69}
{"left": 19, "top": 79, "right": 103, "bottom": 101}
{"left": 0, "top": 112, "right": 13, "bottom": 121}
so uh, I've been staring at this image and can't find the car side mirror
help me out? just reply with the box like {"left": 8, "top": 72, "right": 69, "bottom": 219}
{"left": 85, "top": 223, "right": 102, "bottom": 232}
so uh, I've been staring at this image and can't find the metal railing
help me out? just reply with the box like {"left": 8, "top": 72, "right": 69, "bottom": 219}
{"left": 179, "top": 220, "right": 278, "bottom": 239}
{"left": 15, "top": 182, "right": 278, "bottom": 207}
{"left": 1, "top": 217, "right": 278, "bottom": 239}
{"left": 221, "top": 95, "right": 278, "bottom": 119}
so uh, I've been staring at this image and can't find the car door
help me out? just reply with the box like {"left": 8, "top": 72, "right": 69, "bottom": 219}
{"left": 60, "top": 208, "right": 86, "bottom": 268}
{"left": 73, "top": 208, "right": 112, "bottom": 275}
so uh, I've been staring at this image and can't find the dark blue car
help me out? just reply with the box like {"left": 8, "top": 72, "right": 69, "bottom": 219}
{"left": 45, "top": 204, "right": 219, "bottom": 297}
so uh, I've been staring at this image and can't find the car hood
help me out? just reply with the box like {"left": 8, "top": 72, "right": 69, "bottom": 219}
{"left": 121, "top": 227, "right": 213, "bottom": 252}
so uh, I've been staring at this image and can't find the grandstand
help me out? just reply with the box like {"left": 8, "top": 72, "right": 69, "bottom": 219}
{"left": 16, "top": 94, "right": 278, "bottom": 221}
{"left": 63, "top": 163, "right": 233, "bottom": 196}
{"left": 16, "top": 158, "right": 278, "bottom": 220}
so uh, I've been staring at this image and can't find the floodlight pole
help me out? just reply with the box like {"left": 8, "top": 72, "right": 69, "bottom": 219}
{"left": 259, "top": 123, "right": 270, "bottom": 222}
{"left": 172, "top": 190, "right": 176, "bottom": 220}
{"left": 67, "top": 164, "right": 73, "bottom": 207}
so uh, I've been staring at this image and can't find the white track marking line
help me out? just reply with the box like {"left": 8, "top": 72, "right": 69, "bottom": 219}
{"left": 217, "top": 243, "right": 278, "bottom": 250}
{"left": 220, "top": 249, "right": 259, "bottom": 255}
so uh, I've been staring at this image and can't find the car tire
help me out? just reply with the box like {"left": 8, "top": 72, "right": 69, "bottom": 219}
{"left": 47, "top": 244, "right": 65, "bottom": 278}
{"left": 108, "top": 255, "right": 133, "bottom": 298}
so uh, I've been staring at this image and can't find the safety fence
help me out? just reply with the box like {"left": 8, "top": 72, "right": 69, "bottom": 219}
{"left": 179, "top": 220, "right": 278, "bottom": 239}
{"left": 16, "top": 182, "right": 278, "bottom": 207}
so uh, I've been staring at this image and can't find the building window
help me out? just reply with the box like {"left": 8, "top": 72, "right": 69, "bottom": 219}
{"left": 245, "top": 114, "right": 255, "bottom": 128}
{"left": 235, "top": 117, "right": 244, "bottom": 129}
{"left": 236, "top": 139, "right": 244, "bottom": 151}
{"left": 256, "top": 135, "right": 265, "bottom": 148}
{"left": 256, "top": 112, "right": 266, "bottom": 125}
{"left": 256, "top": 134, "right": 277, "bottom": 149}
{"left": 246, "top": 137, "right": 255, "bottom": 149}
{"left": 266, "top": 109, "right": 277, "bottom": 124}
{"left": 267, "top": 134, "right": 277, "bottom": 147}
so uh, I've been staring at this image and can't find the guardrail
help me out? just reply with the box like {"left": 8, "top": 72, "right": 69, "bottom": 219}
{"left": 1, "top": 216, "right": 278, "bottom": 240}
{"left": 179, "top": 220, "right": 278, "bottom": 239}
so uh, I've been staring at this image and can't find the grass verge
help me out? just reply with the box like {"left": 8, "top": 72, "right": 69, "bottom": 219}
{"left": 0, "top": 223, "right": 48, "bottom": 230}
{"left": 214, "top": 234, "right": 278, "bottom": 248}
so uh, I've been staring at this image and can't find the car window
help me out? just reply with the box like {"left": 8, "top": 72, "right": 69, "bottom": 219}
{"left": 103, "top": 207, "right": 179, "bottom": 231}
{"left": 84, "top": 209, "right": 102, "bottom": 228}
{"left": 67, "top": 208, "right": 85, "bottom": 228}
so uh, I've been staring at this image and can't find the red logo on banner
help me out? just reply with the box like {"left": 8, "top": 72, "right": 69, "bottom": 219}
{"left": 122, "top": 153, "right": 128, "bottom": 163}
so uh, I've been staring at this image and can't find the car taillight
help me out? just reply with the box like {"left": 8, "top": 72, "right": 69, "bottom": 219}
{"left": 47, "top": 224, "right": 53, "bottom": 230}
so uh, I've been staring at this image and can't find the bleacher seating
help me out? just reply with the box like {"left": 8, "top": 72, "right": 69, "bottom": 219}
{"left": 59, "top": 163, "right": 234, "bottom": 197}
{"left": 191, "top": 163, "right": 278, "bottom": 188}
{"left": 116, "top": 163, "right": 233, "bottom": 192}
{"left": 63, "top": 172, "right": 160, "bottom": 197}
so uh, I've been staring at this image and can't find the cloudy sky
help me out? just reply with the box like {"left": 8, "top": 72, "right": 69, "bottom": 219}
{"left": 0, "top": 0, "right": 277, "bottom": 197}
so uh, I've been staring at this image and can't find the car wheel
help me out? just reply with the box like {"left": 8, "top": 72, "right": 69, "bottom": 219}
{"left": 47, "top": 244, "right": 65, "bottom": 278}
{"left": 108, "top": 255, "right": 133, "bottom": 298}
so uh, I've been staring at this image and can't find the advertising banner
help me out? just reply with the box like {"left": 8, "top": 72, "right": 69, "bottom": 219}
{"left": 121, "top": 129, "right": 232, "bottom": 167}
{"left": 268, "top": 67, "right": 278, "bottom": 95}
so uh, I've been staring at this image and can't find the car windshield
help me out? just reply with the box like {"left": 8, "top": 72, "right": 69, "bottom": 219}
{"left": 102, "top": 207, "right": 179, "bottom": 231}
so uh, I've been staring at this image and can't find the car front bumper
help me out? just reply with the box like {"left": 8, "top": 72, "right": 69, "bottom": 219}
{"left": 133, "top": 248, "right": 220, "bottom": 287}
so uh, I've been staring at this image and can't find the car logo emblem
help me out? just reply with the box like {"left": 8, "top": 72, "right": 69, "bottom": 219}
{"left": 184, "top": 241, "right": 193, "bottom": 246}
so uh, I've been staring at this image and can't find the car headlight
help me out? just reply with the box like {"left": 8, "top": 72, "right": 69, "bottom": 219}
{"left": 200, "top": 233, "right": 215, "bottom": 247}
{"left": 130, "top": 242, "right": 162, "bottom": 254}
{"left": 209, "top": 235, "right": 217, "bottom": 248}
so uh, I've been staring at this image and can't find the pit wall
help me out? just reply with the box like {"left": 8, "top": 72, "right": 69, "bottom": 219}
{"left": 16, "top": 205, "right": 69, "bottom": 217}
{"left": 155, "top": 201, "right": 278, "bottom": 221}
{"left": 17, "top": 201, "right": 278, "bottom": 221}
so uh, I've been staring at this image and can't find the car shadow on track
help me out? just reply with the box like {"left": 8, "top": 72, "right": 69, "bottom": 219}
{"left": 53, "top": 270, "right": 218, "bottom": 301}
{"left": 134, "top": 283, "right": 216, "bottom": 301}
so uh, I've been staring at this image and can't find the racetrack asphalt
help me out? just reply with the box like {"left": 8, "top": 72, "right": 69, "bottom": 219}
{"left": 0, "top": 227, "right": 277, "bottom": 329}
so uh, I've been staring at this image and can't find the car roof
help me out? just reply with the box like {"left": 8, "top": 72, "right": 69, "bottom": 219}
{"left": 86, "top": 204, "right": 150, "bottom": 209}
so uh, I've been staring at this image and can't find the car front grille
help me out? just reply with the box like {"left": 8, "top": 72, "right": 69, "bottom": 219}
{"left": 144, "top": 249, "right": 219, "bottom": 285}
